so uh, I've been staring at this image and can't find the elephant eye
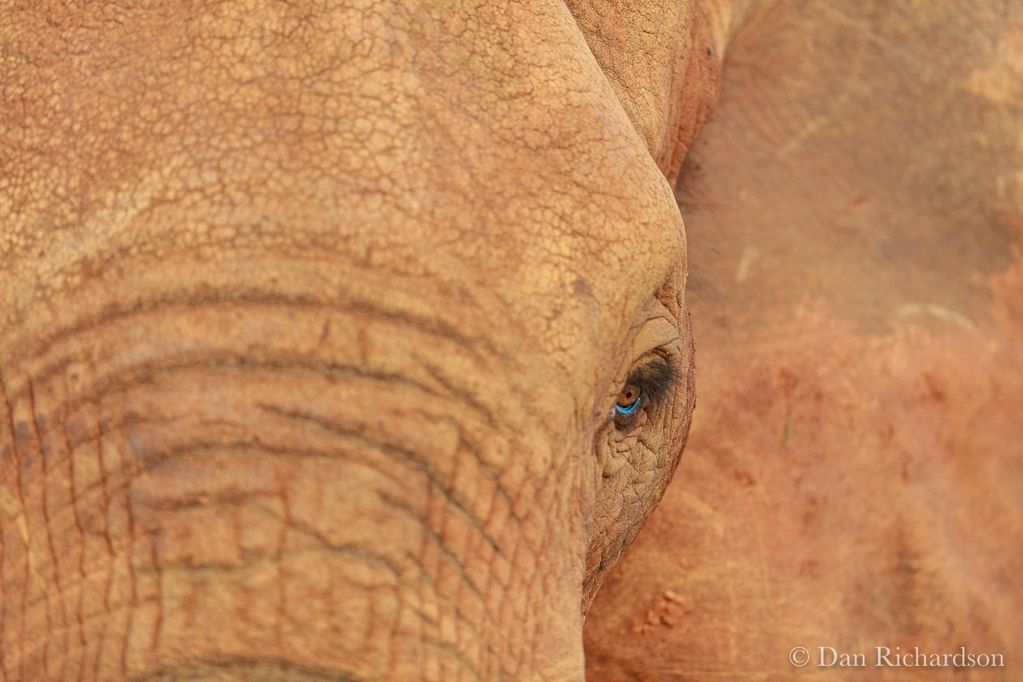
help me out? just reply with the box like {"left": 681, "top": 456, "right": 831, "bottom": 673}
{"left": 612, "top": 354, "right": 677, "bottom": 429}
{"left": 615, "top": 385, "right": 643, "bottom": 416}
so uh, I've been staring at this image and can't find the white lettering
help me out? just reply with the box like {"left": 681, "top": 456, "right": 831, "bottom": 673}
{"left": 818, "top": 648, "right": 865, "bottom": 668}
{"left": 870, "top": 646, "right": 1005, "bottom": 668}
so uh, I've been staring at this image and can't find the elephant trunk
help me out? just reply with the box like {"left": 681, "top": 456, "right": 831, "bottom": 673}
{"left": 0, "top": 261, "right": 587, "bottom": 680}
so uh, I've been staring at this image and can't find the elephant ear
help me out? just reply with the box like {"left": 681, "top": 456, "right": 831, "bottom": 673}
{"left": 585, "top": 0, "right": 1023, "bottom": 678}
{"left": 563, "top": 0, "right": 724, "bottom": 180}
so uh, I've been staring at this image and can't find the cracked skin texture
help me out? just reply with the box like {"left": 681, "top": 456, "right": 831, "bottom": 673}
{"left": 1, "top": 1, "right": 1020, "bottom": 682}
{"left": 0, "top": 1, "right": 718, "bottom": 680}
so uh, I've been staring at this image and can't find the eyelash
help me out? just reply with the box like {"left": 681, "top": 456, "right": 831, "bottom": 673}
{"left": 613, "top": 356, "right": 677, "bottom": 428}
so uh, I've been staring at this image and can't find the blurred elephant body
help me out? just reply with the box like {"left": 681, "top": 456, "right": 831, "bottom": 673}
{"left": 586, "top": 1, "right": 1023, "bottom": 680}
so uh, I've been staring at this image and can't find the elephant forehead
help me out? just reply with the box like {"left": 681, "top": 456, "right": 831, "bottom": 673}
{"left": 1, "top": 0, "right": 686, "bottom": 356}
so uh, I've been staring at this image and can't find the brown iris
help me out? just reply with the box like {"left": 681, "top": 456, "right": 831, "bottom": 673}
{"left": 612, "top": 355, "right": 676, "bottom": 428}
{"left": 613, "top": 383, "right": 642, "bottom": 424}
{"left": 617, "top": 385, "right": 640, "bottom": 407}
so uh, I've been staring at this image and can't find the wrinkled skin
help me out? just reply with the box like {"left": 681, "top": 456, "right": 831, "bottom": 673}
{"left": 0, "top": 1, "right": 716, "bottom": 680}
{"left": 1, "top": 2, "right": 1020, "bottom": 682}
{"left": 586, "top": 1, "right": 1023, "bottom": 680}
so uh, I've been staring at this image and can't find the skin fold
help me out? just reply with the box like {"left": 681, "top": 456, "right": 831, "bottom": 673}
{"left": 2, "top": 1, "right": 1020, "bottom": 680}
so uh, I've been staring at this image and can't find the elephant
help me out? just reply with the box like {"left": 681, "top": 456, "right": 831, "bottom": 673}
{"left": 2, "top": 1, "right": 1021, "bottom": 681}
{"left": 2, "top": 1, "right": 714, "bottom": 679}
{"left": 584, "top": 1, "right": 1023, "bottom": 680}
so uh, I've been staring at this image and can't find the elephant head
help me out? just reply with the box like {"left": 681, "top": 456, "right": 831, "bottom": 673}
{"left": 0, "top": 1, "right": 735, "bottom": 678}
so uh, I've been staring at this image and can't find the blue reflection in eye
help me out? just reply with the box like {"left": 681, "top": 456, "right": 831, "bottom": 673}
{"left": 614, "top": 396, "right": 642, "bottom": 417}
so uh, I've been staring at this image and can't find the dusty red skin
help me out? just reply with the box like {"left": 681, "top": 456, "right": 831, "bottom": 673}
{"left": 585, "top": 266, "right": 1023, "bottom": 680}
{"left": 585, "top": 1, "right": 1023, "bottom": 679}
{"left": 1, "top": 1, "right": 1020, "bottom": 680}
{"left": 1, "top": 2, "right": 709, "bottom": 679}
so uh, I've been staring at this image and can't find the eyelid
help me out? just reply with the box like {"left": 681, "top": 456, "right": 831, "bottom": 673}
{"left": 623, "top": 353, "right": 677, "bottom": 407}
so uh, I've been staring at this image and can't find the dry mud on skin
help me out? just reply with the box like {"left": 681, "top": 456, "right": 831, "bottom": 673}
{"left": 584, "top": 256, "right": 1023, "bottom": 680}
{"left": 584, "top": 1, "right": 1023, "bottom": 678}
